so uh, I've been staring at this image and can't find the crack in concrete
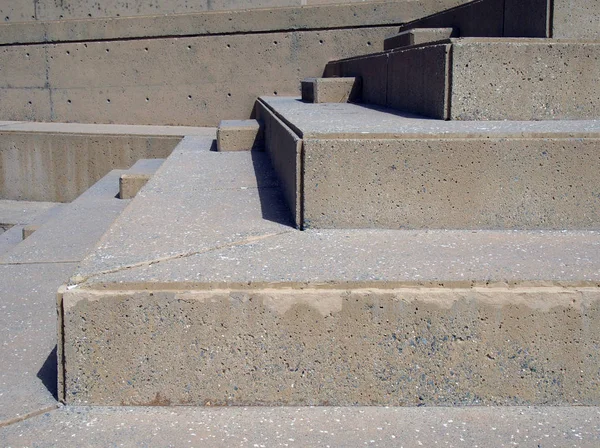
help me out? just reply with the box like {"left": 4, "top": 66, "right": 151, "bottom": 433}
{"left": 0, "top": 404, "right": 59, "bottom": 429}
{"left": 71, "top": 230, "right": 293, "bottom": 285}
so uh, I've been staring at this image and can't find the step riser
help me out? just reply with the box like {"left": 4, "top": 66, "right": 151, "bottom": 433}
{"left": 302, "top": 137, "right": 600, "bottom": 230}
{"left": 60, "top": 286, "right": 600, "bottom": 406}
{"left": 327, "top": 40, "right": 600, "bottom": 121}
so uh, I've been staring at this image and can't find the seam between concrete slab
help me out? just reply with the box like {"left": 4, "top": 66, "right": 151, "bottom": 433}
{"left": 0, "top": 405, "right": 58, "bottom": 429}
{"left": 258, "top": 98, "right": 304, "bottom": 138}
{"left": 0, "top": 260, "right": 83, "bottom": 266}
{"left": 71, "top": 230, "right": 295, "bottom": 285}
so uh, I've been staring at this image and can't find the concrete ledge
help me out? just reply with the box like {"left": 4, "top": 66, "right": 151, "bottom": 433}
{"left": 383, "top": 27, "right": 456, "bottom": 50}
{"left": 301, "top": 77, "right": 361, "bottom": 103}
{"left": 59, "top": 284, "right": 600, "bottom": 405}
{"left": 217, "top": 120, "right": 263, "bottom": 151}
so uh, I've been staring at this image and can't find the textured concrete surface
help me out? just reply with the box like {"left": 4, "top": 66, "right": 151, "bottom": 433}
{"left": 553, "top": 0, "right": 600, "bottom": 38}
{"left": 0, "top": 199, "right": 61, "bottom": 227}
{"left": 217, "top": 120, "right": 263, "bottom": 151}
{"left": 0, "top": 131, "right": 179, "bottom": 202}
{"left": 256, "top": 100, "right": 302, "bottom": 227}
{"left": 450, "top": 38, "right": 600, "bottom": 120}
{"left": 71, "top": 136, "right": 291, "bottom": 281}
{"left": 300, "top": 77, "right": 361, "bottom": 103}
{"left": 0, "top": 170, "right": 129, "bottom": 264}
{"left": 61, "top": 282, "right": 600, "bottom": 406}
{"left": 384, "top": 27, "right": 456, "bottom": 50}
{"left": 328, "top": 38, "right": 600, "bottom": 120}
{"left": 0, "top": 0, "right": 469, "bottom": 43}
{"left": 301, "top": 137, "right": 600, "bottom": 229}
{"left": 2, "top": 406, "right": 600, "bottom": 447}
{"left": 0, "top": 225, "right": 23, "bottom": 256}
{"left": 260, "top": 97, "right": 600, "bottom": 229}
{"left": 0, "top": 262, "right": 77, "bottom": 425}
{"left": 0, "top": 26, "right": 400, "bottom": 126}
{"left": 259, "top": 96, "right": 600, "bottom": 139}
{"left": 119, "top": 158, "right": 164, "bottom": 199}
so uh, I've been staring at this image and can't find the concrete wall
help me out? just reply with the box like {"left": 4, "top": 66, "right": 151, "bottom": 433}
{"left": 0, "top": 132, "right": 179, "bottom": 202}
{"left": 0, "top": 0, "right": 383, "bottom": 22}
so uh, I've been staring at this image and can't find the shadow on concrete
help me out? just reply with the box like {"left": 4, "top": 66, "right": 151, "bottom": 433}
{"left": 251, "top": 150, "right": 294, "bottom": 228}
{"left": 37, "top": 346, "right": 58, "bottom": 400}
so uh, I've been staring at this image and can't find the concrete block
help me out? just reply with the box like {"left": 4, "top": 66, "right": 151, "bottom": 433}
{"left": 325, "top": 53, "right": 388, "bottom": 107}
{"left": 217, "top": 120, "right": 263, "bottom": 151}
{"left": 383, "top": 27, "right": 455, "bottom": 50}
{"left": 59, "top": 284, "right": 600, "bottom": 406}
{"left": 301, "top": 77, "right": 361, "bottom": 103}
{"left": 21, "top": 224, "right": 39, "bottom": 239}
{"left": 386, "top": 43, "right": 450, "bottom": 119}
{"left": 256, "top": 100, "right": 302, "bottom": 228}
{"left": 450, "top": 39, "right": 600, "bottom": 120}
{"left": 119, "top": 174, "right": 151, "bottom": 199}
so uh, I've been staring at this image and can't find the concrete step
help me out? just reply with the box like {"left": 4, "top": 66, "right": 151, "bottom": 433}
{"left": 119, "top": 158, "right": 165, "bottom": 199}
{"left": 217, "top": 120, "right": 263, "bottom": 151}
{"left": 258, "top": 96, "right": 600, "bottom": 230}
{"left": 0, "top": 121, "right": 213, "bottom": 202}
{"left": 300, "top": 77, "right": 361, "bottom": 103}
{"left": 383, "top": 27, "right": 456, "bottom": 50}
{"left": 0, "top": 169, "right": 130, "bottom": 265}
{"left": 326, "top": 38, "right": 600, "bottom": 120}
{"left": 58, "top": 129, "right": 600, "bottom": 407}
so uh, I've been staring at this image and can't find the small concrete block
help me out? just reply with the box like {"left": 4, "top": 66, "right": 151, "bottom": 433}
{"left": 301, "top": 77, "right": 361, "bottom": 103}
{"left": 119, "top": 173, "right": 151, "bottom": 199}
{"left": 217, "top": 120, "right": 263, "bottom": 151}
{"left": 384, "top": 27, "right": 456, "bottom": 50}
{"left": 22, "top": 225, "right": 39, "bottom": 239}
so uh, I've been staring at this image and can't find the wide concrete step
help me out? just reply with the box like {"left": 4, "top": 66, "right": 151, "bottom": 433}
{"left": 383, "top": 27, "right": 456, "bottom": 50}
{"left": 326, "top": 38, "right": 600, "bottom": 121}
{"left": 58, "top": 131, "right": 600, "bottom": 407}
{"left": 258, "top": 96, "right": 600, "bottom": 230}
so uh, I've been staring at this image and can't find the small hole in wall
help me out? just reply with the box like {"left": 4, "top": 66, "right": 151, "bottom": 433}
{"left": 226, "top": 44, "right": 231, "bottom": 48}
{"left": 273, "top": 91, "right": 278, "bottom": 95}
{"left": 88, "top": 13, "right": 92, "bottom": 17}
{"left": 273, "top": 41, "right": 278, "bottom": 45}
{"left": 187, "top": 45, "right": 191, "bottom": 50}
{"left": 367, "top": 41, "right": 372, "bottom": 46}
{"left": 106, "top": 99, "right": 111, "bottom": 103}
{"left": 25, "top": 53, "right": 30, "bottom": 58}
{"left": 145, "top": 97, "right": 149, "bottom": 102}
{"left": 187, "top": 95, "right": 192, "bottom": 100}
{"left": 4, "top": 16, "right": 9, "bottom": 21}
{"left": 28, "top": 101, "right": 32, "bottom": 105}
{"left": 67, "top": 99, "right": 71, "bottom": 104}
{"left": 227, "top": 93, "right": 231, "bottom": 97}
{"left": 106, "top": 48, "right": 110, "bottom": 53}
{"left": 319, "top": 39, "right": 324, "bottom": 44}
{"left": 66, "top": 50, "right": 70, "bottom": 55}
{"left": 144, "top": 47, "right": 149, "bottom": 52}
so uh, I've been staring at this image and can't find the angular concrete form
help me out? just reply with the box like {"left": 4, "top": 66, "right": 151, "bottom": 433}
{"left": 217, "top": 120, "right": 263, "bottom": 152}
{"left": 327, "top": 38, "right": 600, "bottom": 120}
{"left": 301, "top": 77, "right": 361, "bottom": 103}
{"left": 118, "top": 158, "right": 164, "bottom": 199}
{"left": 259, "top": 97, "right": 600, "bottom": 230}
{"left": 58, "top": 132, "right": 600, "bottom": 406}
{"left": 383, "top": 27, "right": 456, "bottom": 50}
{"left": 0, "top": 122, "right": 211, "bottom": 202}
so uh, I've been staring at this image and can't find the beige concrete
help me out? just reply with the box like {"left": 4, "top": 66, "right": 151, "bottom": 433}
{"left": 0, "top": 132, "right": 180, "bottom": 202}
{"left": 301, "top": 77, "right": 361, "bottom": 103}
{"left": 449, "top": 38, "right": 600, "bottom": 120}
{"left": 302, "top": 137, "right": 600, "bottom": 229}
{"left": 328, "top": 38, "right": 600, "bottom": 121}
{"left": 59, "top": 285, "right": 600, "bottom": 406}
{"left": 0, "top": 26, "right": 403, "bottom": 126}
{"left": 21, "top": 224, "right": 39, "bottom": 239}
{"left": 553, "top": 0, "right": 600, "bottom": 38}
{"left": 3, "top": 406, "right": 600, "bottom": 447}
{"left": 217, "top": 120, "right": 263, "bottom": 151}
{"left": 119, "top": 174, "right": 150, "bottom": 200}
{"left": 256, "top": 100, "right": 302, "bottom": 228}
{"left": 0, "top": 0, "right": 469, "bottom": 44}
{"left": 383, "top": 27, "right": 455, "bottom": 50}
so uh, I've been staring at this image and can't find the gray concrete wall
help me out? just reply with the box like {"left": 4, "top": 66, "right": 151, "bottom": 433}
{"left": 0, "top": 0, "right": 385, "bottom": 22}
{"left": 0, "top": 132, "right": 179, "bottom": 202}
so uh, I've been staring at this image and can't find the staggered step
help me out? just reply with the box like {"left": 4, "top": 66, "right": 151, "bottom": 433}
{"left": 326, "top": 38, "right": 600, "bottom": 120}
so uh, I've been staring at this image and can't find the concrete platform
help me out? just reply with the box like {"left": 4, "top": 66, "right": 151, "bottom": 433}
{"left": 326, "top": 38, "right": 600, "bottom": 120}
{"left": 1, "top": 406, "right": 599, "bottom": 447}
{"left": 258, "top": 96, "right": 600, "bottom": 230}
{"left": 59, "top": 132, "right": 600, "bottom": 407}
